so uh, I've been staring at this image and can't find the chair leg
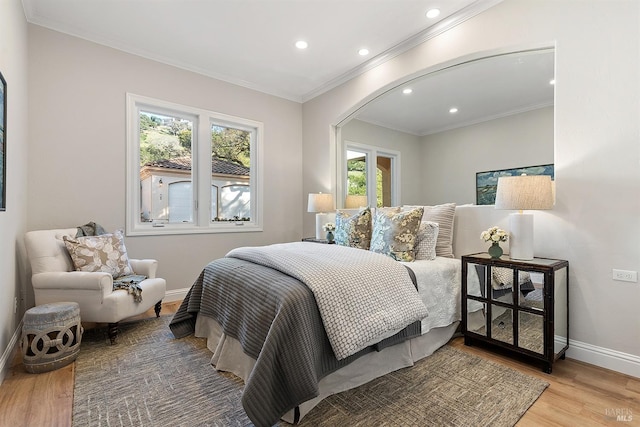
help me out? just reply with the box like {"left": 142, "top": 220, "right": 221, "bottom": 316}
{"left": 108, "top": 322, "right": 119, "bottom": 345}
{"left": 154, "top": 300, "right": 162, "bottom": 317}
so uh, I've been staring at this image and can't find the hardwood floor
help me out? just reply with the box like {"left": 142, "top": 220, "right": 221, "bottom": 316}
{"left": 1, "top": 300, "right": 638, "bottom": 427}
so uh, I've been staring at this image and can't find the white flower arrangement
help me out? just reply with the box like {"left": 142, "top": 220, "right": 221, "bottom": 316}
{"left": 323, "top": 222, "right": 336, "bottom": 232}
{"left": 480, "top": 226, "right": 508, "bottom": 243}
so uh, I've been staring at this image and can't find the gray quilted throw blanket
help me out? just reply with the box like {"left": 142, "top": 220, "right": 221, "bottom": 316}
{"left": 227, "top": 242, "right": 428, "bottom": 360}
{"left": 113, "top": 274, "right": 146, "bottom": 303}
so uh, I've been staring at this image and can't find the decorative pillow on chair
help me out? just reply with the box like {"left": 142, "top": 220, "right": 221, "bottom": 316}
{"left": 63, "top": 229, "right": 134, "bottom": 278}
{"left": 404, "top": 203, "right": 456, "bottom": 258}
{"left": 414, "top": 221, "right": 439, "bottom": 261}
{"left": 334, "top": 207, "right": 373, "bottom": 250}
{"left": 370, "top": 207, "right": 424, "bottom": 261}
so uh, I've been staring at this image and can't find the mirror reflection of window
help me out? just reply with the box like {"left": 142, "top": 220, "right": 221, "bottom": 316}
{"left": 344, "top": 144, "right": 399, "bottom": 208}
{"left": 346, "top": 149, "right": 367, "bottom": 203}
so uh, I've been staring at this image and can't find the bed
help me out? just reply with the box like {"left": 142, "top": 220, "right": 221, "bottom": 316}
{"left": 169, "top": 204, "right": 500, "bottom": 426}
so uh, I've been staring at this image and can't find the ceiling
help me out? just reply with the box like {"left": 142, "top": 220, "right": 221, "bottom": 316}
{"left": 22, "top": 0, "right": 500, "bottom": 103}
{"left": 21, "top": 0, "right": 552, "bottom": 136}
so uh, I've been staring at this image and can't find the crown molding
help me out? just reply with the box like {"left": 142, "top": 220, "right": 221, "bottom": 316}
{"left": 301, "top": 0, "right": 505, "bottom": 102}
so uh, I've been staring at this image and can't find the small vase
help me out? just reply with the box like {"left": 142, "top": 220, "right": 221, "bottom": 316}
{"left": 488, "top": 242, "right": 503, "bottom": 259}
{"left": 326, "top": 231, "right": 334, "bottom": 243}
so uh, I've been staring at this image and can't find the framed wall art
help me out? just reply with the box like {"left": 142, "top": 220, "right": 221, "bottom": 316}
{"left": 476, "top": 164, "right": 554, "bottom": 205}
{"left": 0, "top": 71, "right": 5, "bottom": 211}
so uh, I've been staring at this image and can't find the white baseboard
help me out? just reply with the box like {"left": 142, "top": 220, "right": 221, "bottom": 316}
{"left": 0, "top": 320, "right": 24, "bottom": 385}
{"left": 163, "top": 288, "right": 189, "bottom": 303}
{"left": 567, "top": 338, "right": 640, "bottom": 379}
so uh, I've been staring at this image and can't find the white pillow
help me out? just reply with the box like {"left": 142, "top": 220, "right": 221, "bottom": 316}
{"left": 414, "top": 221, "right": 439, "bottom": 261}
{"left": 403, "top": 203, "right": 456, "bottom": 258}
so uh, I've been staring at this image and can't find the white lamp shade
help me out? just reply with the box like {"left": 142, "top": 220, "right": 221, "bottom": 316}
{"left": 344, "top": 195, "right": 368, "bottom": 209}
{"left": 494, "top": 175, "right": 554, "bottom": 211}
{"left": 307, "top": 193, "right": 334, "bottom": 213}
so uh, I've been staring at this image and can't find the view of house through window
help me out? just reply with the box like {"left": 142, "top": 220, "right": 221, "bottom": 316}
{"left": 127, "top": 94, "right": 262, "bottom": 235}
{"left": 138, "top": 114, "right": 252, "bottom": 224}
{"left": 139, "top": 111, "right": 194, "bottom": 223}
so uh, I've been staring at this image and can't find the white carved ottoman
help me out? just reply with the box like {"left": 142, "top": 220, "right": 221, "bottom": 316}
{"left": 21, "top": 302, "right": 83, "bottom": 373}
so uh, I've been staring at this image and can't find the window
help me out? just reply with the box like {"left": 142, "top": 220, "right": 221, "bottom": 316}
{"left": 127, "top": 94, "right": 263, "bottom": 235}
{"left": 341, "top": 141, "right": 400, "bottom": 208}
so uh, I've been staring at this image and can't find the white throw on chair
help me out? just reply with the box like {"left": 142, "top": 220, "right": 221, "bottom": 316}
{"left": 24, "top": 228, "right": 167, "bottom": 344}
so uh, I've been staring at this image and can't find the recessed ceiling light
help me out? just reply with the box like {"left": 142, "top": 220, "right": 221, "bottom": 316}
{"left": 426, "top": 8, "right": 441, "bottom": 19}
{"left": 549, "top": 78, "right": 556, "bottom": 85}
{"left": 402, "top": 88, "right": 413, "bottom": 95}
{"left": 358, "top": 48, "right": 370, "bottom": 56}
{"left": 449, "top": 107, "right": 458, "bottom": 113}
{"left": 295, "top": 40, "right": 308, "bottom": 49}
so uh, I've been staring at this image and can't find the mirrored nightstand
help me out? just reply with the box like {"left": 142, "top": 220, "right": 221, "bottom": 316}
{"left": 462, "top": 252, "right": 569, "bottom": 373}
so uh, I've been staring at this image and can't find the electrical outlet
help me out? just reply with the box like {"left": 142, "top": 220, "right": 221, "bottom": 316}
{"left": 612, "top": 269, "right": 638, "bottom": 282}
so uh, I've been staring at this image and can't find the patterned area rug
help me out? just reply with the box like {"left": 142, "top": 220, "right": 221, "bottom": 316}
{"left": 73, "top": 316, "right": 548, "bottom": 427}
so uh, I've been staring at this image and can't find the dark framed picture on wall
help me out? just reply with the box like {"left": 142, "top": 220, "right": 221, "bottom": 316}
{"left": 476, "top": 164, "right": 554, "bottom": 205}
{"left": 0, "top": 71, "right": 5, "bottom": 211}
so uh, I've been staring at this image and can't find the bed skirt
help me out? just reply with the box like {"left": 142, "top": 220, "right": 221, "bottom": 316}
{"left": 194, "top": 314, "right": 459, "bottom": 424}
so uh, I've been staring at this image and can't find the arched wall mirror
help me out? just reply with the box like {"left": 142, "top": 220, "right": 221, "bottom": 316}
{"left": 336, "top": 48, "right": 555, "bottom": 209}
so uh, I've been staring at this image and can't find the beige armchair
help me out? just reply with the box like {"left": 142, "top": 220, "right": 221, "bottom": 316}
{"left": 24, "top": 228, "right": 167, "bottom": 344}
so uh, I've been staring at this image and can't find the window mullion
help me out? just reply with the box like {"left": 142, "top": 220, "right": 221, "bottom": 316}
{"left": 195, "top": 116, "right": 210, "bottom": 227}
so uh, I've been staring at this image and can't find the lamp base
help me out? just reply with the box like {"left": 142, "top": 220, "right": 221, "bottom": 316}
{"left": 509, "top": 212, "right": 534, "bottom": 260}
{"left": 315, "top": 213, "right": 329, "bottom": 240}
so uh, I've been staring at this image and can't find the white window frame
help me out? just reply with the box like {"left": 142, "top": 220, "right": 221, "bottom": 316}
{"left": 339, "top": 140, "right": 401, "bottom": 208}
{"left": 126, "top": 93, "right": 263, "bottom": 236}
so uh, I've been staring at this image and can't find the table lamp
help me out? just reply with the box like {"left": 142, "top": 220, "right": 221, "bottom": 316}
{"left": 308, "top": 193, "right": 334, "bottom": 239}
{"left": 344, "top": 195, "right": 368, "bottom": 209}
{"left": 494, "top": 175, "right": 554, "bottom": 260}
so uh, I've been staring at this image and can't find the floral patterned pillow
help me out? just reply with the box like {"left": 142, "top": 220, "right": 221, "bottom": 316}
{"left": 369, "top": 207, "right": 424, "bottom": 262}
{"left": 334, "top": 207, "right": 373, "bottom": 250}
{"left": 414, "top": 221, "right": 439, "bottom": 260}
{"left": 63, "top": 229, "right": 133, "bottom": 278}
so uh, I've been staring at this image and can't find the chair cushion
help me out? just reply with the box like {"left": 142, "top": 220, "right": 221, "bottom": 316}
{"left": 63, "top": 230, "right": 133, "bottom": 278}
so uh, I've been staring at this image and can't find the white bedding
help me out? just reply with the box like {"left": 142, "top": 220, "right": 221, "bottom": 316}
{"left": 402, "top": 256, "right": 462, "bottom": 333}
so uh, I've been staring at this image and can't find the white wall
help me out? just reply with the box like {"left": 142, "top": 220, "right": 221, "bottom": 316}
{"left": 421, "top": 106, "right": 554, "bottom": 205}
{"left": 302, "top": 0, "right": 640, "bottom": 375}
{"left": 27, "top": 26, "right": 303, "bottom": 301}
{"left": 339, "top": 119, "right": 423, "bottom": 205}
{"left": 0, "top": 0, "right": 29, "bottom": 382}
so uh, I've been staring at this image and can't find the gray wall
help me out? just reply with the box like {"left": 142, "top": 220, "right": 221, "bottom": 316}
{"left": 0, "top": 0, "right": 29, "bottom": 382}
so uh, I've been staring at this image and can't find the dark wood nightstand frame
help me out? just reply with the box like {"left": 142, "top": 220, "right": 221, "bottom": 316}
{"left": 462, "top": 252, "right": 569, "bottom": 373}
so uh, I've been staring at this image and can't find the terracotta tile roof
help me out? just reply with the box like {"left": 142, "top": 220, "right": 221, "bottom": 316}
{"left": 146, "top": 156, "right": 249, "bottom": 176}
